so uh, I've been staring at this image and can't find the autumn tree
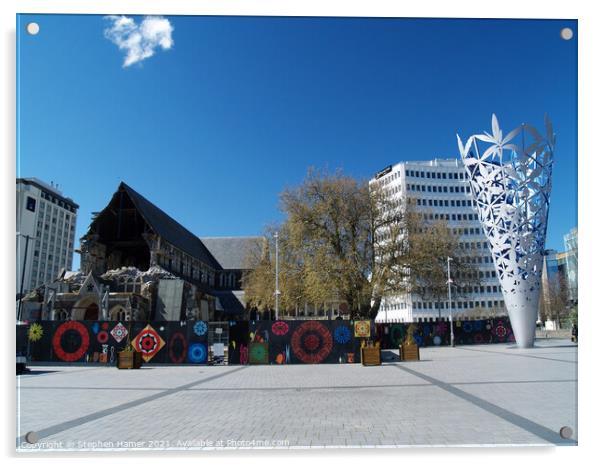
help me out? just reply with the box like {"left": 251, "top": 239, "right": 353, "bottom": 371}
{"left": 242, "top": 224, "right": 307, "bottom": 316}
{"left": 243, "top": 168, "right": 480, "bottom": 320}
{"left": 405, "top": 214, "right": 482, "bottom": 318}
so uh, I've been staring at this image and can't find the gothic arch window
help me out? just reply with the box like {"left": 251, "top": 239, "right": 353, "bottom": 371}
{"left": 109, "top": 305, "right": 130, "bottom": 321}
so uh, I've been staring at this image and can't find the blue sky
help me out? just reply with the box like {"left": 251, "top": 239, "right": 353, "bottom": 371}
{"left": 17, "top": 15, "right": 577, "bottom": 269}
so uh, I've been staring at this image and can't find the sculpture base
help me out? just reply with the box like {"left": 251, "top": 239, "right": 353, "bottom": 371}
{"left": 505, "top": 291, "right": 539, "bottom": 348}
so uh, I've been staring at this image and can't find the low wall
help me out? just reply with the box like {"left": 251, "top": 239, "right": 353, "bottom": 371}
{"left": 18, "top": 317, "right": 515, "bottom": 366}
{"left": 375, "top": 317, "right": 515, "bottom": 349}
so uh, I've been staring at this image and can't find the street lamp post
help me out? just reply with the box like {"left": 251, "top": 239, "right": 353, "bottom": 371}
{"left": 447, "top": 256, "right": 455, "bottom": 347}
{"left": 274, "top": 232, "right": 280, "bottom": 321}
{"left": 17, "top": 233, "right": 35, "bottom": 322}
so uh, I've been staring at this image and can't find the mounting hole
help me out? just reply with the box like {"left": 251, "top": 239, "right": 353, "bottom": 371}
{"left": 559, "top": 426, "right": 573, "bottom": 439}
{"left": 560, "top": 27, "right": 573, "bottom": 40}
{"left": 25, "top": 431, "right": 39, "bottom": 444}
{"left": 26, "top": 22, "right": 40, "bottom": 36}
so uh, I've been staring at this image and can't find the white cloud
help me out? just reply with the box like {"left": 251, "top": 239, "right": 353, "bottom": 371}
{"left": 104, "top": 15, "right": 174, "bottom": 67}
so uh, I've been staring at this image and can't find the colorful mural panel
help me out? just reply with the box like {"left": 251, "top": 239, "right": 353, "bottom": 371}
{"left": 24, "top": 320, "right": 208, "bottom": 365}
{"left": 20, "top": 317, "right": 514, "bottom": 365}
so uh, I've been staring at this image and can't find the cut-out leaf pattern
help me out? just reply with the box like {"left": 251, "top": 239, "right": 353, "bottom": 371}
{"left": 456, "top": 114, "right": 554, "bottom": 305}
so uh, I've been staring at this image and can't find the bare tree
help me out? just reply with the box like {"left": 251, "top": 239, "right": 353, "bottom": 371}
{"left": 539, "top": 271, "right": 571, "bottom": 328}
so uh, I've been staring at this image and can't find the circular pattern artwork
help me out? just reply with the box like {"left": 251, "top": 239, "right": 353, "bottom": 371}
{"left": 271, "top": 321, "right": 289, "bottom": 336}
{"left": 188, "top": 343, "right": 207, "bottom": 363}
{"left": 249, "top": 342, "right": 268, "bottom": 364}
{"left": 169, "top": 332, "right": 188, "bottom": 364}
{"left": 463, "top": 322, "right": 473, "bottom": 333}
{"left": 494, "top": 323, "right": 508, "bottom": 340}
{"left": 28, "top": 323, "right": 44, "bottom": 342}
{"left": 413, "top": 334, "right": 423, "bottom": 347}
{"left": 354, "top": 320, "right": 371, "bottom": 338}
{"left": 52, "top": 321, "right": 90, "bottom": 362}
{"left": 193, "top": 321, "right": 208, "bottom": 337}
{"left": 291, "top": 321, "right": 333, "bottom": 364}
{"left": 473, "top": 320, "right": 483, "bottom": 332}
{"left": 474, "top": 333, "right": 484, "bottom": 344}
{"left": 333, "top": 325, "right": 351, "bottom": 344}
{"left": 389, "top": 324, "right": 405, "bottom": 346}
{"left": 97, "top": 330, "right": 109, "bottom": 344}
{"left": 132, "top": 325, "right": 165, "bottom": 362}
{"left": 433, "top": 335, "right": 442, "bottom": 346}
{"left": 435, "top": 322, "right": 447, "bottom": 336}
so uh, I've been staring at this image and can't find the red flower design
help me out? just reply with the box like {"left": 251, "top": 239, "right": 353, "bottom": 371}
{"left": 291, "top": 321, "right": 333, "bottom": 364}
{"left": 271, "top": 321, "right": 289, "bottom": 336}
{"left": 52, "top": 321, "right": 90, "bottom": 362}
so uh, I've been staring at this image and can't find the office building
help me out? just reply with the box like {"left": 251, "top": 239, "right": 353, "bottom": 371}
{"left": 16, "top": 178, "right": 78, "bottom": 296}
{"left": 370, "top": 159, "right": 505, "bottom": 322}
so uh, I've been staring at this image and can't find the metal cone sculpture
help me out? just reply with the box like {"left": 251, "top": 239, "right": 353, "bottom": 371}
{"left": 457, "top": 114, "right": 554, "bottom": 348}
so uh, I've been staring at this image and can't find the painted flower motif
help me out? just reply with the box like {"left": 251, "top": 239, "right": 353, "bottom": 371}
{"left": 110, "top": 322, "right": 128, "bottom": 343}
{"left": 28, "top": 323, "right": 44, "bottom": 342}
{"left": 333, "top": 326, "right": 351, "bottom": 344}
{"left": 240, "top": 344, "right": 248, "bottom": 365}
{"left": 193, "top": 321, "right": 208, "bottom": 336}
{"left": 271, "top": 321, "right": 289, "bottom": 336}
{"left": 434, "top": 322, "right": 447, "bottom": 335}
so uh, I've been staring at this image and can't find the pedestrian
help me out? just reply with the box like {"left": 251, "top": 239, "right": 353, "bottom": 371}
{"left": 571, "top": 323, "right": 578, "bottom": 343}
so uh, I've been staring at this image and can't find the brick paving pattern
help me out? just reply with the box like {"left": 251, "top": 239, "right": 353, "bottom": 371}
{"left": 16, "top": 339, "right": 577, "bottom": 451}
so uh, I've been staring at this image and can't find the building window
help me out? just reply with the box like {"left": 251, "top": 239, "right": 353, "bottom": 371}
{"left": 26, "top": 196, "right": 36, "bottom": 212}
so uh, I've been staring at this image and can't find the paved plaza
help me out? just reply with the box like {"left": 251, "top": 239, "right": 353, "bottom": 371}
{"left": 16, "top": 338, "right": 577, "bottom": 451}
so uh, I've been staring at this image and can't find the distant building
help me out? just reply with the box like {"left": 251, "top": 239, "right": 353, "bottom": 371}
{"left": 200, "top": 236, "right": 266, "bottom": 317}
{"left": 563, "top": 227, "right": 578, "bottom": 304}
{"left": 16, "top": 178, "right": 78, "bottom": 296}
{"left": 370, "top": 159, "right": 506, "bottom": 323}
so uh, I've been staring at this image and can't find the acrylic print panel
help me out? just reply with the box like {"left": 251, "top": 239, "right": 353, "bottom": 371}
{"left": 16, "top": 14, "right": 577, "bottom": 451}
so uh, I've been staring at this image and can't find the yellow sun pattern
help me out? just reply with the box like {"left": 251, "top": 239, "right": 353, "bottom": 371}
{"left": 28, "top": 323, "right": 44, "bottom": 342}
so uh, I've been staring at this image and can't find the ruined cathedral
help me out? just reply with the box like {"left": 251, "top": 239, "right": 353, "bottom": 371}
{"left": 21, "top": 182, "right": 264, "bottom": 322}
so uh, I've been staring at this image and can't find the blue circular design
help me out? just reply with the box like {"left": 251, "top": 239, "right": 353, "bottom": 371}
{"left": 433, "top": 335, "right": 442, "bottom": 346}
{"left": 333, "top": 326, "right": 351, "bottom": 344}
{"left": 473, "top": 320, "right": 483, "bottom": 332}
{"left": 422, "top": 324, "right": 431, "bottom": 336}
{"left": 91, "top": 322, "right": 100, "bottom": 335}
{"left": 413, "top": 335, "right": 423, "bottom": 347}
{"left": 193, "top": 321, "right": 208, "bottom": 336}
{"left": 188, "top": 343, "right": 207, "bottom": 363}
{"left": 463, "top": 322, "right": 473, "bottom": 333}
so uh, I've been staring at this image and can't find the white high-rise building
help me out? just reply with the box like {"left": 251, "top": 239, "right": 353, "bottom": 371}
{"left": 370, "top": 159, "right": 505, "bottom": 323}
{"left": 16, "top": 178, "right": 79, "bottom": 297}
